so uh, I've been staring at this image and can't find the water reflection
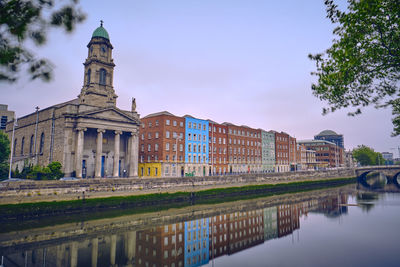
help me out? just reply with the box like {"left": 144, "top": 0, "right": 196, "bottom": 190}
{"left": 0, "top": 187, "right": 353, "bottom": 267}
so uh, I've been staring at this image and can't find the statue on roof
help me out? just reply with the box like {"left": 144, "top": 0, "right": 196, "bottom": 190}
{"left": 131, "top": 97, "right": 136, "bottom": 112}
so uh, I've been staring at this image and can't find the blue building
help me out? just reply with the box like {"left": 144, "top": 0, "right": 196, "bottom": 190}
{"left": 184, "top": 115, "right": 209, "bottom": 176}
{"left": 184, "top": 219, "right": 210, "bottom": 267}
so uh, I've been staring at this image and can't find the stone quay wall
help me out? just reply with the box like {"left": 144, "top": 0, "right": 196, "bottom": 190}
{"left": 0, "top": 168, "right": 356, "bottom": 204}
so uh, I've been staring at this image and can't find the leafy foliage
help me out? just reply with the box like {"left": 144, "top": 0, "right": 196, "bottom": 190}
{"left": 0, "top": 0, "right": 86, "bottom": 83}
{"left": 309, "top": 0, "right": 400, "bottom": 136}
{"left": 0, "top": 131, "right": 10, "bottom": 178}
{"left": 352, "top": 145, "right": 385, "bottom": 166}
{"left": 13, "top": 161, "right": 64, "bottom": 180}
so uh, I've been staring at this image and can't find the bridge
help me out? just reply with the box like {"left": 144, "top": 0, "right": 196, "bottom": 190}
{"left": 355, "top": 165, "right": 400, "bottom": 189}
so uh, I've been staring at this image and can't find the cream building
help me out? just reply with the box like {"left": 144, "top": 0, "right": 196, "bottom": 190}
{"left": 6, "top": 23, "right": 140, "bottom": 178}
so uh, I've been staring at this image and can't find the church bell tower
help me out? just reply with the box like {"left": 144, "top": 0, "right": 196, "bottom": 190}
{"left": 79, "top": 21, "right": 117, "bottom": 107}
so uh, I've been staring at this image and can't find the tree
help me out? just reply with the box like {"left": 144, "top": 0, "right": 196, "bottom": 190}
{"left": 0, "top": 131, "right": 11, "bottom": 178}
{"left": 309, "top": 0, "right": 400, "bottom": 136}
{"left": 0, "top": 0, "right": 86, "bottom": 83}
{"left": 352, "top": 145, "right": 384, "bottom": 166}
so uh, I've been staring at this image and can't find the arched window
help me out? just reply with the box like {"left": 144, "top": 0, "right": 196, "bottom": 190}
{"left": 20, "top": 137, "right": 24, "bottom": 155}
{"left": 39, "top": 133, "right": 44, "bottom": 154}
{"left": 13, "top": 138, "right": 17, "bottom": 156}
{"left": 87, "top": 69, "right": 91, "bottom": 84}
{"left": 99, "top": 68, "right": 106, "bottom": 85}
{"left": 30, "top": 135, "right": 34, "bottom": 155}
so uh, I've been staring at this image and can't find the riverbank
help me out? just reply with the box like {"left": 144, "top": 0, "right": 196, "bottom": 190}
{"left": 0, "top": 176, "right": 357, "bottom": 221}
{"left": 0, "top": 168, "right": 355, "bottom": 204}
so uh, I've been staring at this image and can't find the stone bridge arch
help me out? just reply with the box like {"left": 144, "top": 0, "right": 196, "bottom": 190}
{"left": 355, "top": 166, "right": 400, "bottom": 189}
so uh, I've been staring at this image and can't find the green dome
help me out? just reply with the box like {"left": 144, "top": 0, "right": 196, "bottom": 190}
{"left": 92, "top": 24, "right": 109, "bottom": 40}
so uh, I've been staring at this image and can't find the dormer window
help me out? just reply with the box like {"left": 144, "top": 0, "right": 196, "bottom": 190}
{"left": 99, "top": 68, "right": 106, "bottom": 85}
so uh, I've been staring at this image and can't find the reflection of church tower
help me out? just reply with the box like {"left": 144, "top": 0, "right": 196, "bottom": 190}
{"left": 79, "top": 21, "right": 117, "bottom": 107}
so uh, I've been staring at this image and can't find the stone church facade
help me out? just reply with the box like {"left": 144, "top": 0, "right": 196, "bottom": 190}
{"left": 6, "top": 23, "right": 140, "bottom": 178}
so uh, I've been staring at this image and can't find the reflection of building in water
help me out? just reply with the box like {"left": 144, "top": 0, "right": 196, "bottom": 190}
{"left": 263, "top": 207, "right": 278, "bottom": 240}
{"left": 310, "top": 195, "right": 348, "bottom": 217}
{"left": 136, "top": 223, "right": 185, "bottom": 267}
{"left": 226, "top": 210, "right": 264, "bottom": 255}
{"left": 1, "top": 193, "right": 350, "bottom": 266}
{"left": 184, "top": 219, "right": 209, "bottom": 266}
{"left": 2, "top": 234, "right": 135, "bottom": 267}
{"left": 209, "top": 214, "right": 229, "bottom": 259}
{"left": 277, "top": 204, "right": 300, "bottom": 238}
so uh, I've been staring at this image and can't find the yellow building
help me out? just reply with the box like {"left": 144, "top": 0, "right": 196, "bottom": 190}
{"left": 138, "top": 163, "right": 162, "bottom": 178}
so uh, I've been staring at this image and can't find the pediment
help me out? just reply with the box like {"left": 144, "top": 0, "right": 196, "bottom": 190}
{"left": 78, "top": 107, "right": 139, "bottom": 124}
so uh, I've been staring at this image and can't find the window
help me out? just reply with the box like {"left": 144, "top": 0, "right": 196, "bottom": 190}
{"left": 173, "top": 120, "right": 177, "bottom": 126}
{"left": 203, "top": 135, "right": 206, "bottom": 141}
{"left": 148, "top": 122, "right": 152, "bottom": 127}
{"left": 166, "top": 155, "right": 169, "bottom": 161}
{"left": 155, "top": 144, "right": 158, "bottom": 151}
{"left": 203, "top": 124, "right": 206, "bottom": 131}
{"left": 148, "top": 144, "right": 151, "bottom": 152}
{"left": 29, "top": 135, "right": 34, "bottom": 155}
{"left": 155, "top": 132, "right": 159, "bottom": 138}
{"left": 188, "top": 144, "right": 192, "bottom": 152}
{"left": 20, "top": 137, "right": 24, "bottom": 155}
{"left": 148, "top": 133, "right": 151, "bottom": 139}
{"left": 173, "top": 132, "right": 177, "bottom": 138}
{"left": 99, "top": 68, "right": 106, "bottom": 85}
{"left": 166, "top": 131, "right": 170, "bottom": 138}
{"left": 188, "top": 133, "right": 192, "bottom": 140}
{"left": 166, "top": 119, "right": 170, "bottom": 125}
{"left": 155, "top": 120, "right": 159, "bottom": 126}
{"left": 141, "top": 144, "right": 144, "bottom": 152}
{"left": 166, "top": 143, "right": 170, "bottom": 151}
{"left": 39, "top": 133, "right": 44, "bottom": 154}
{"left": 188, "top": 122, "right": 192, "bottom": 128}
{"left": 193, "top": 123, "right": 197, "bottom": 129}
{"left": 87, "top": 69, "right": 91, "bottom": 84}
{"left": 13, "top": 138, "right": 17, "bottom": 156}
{"left": 164, "top": 237, "right": 168, "bottom": 245}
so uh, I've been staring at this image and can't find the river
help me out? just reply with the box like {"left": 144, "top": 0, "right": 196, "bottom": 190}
{"left": 0, "top": 177, "right": 399, "bottom": 267}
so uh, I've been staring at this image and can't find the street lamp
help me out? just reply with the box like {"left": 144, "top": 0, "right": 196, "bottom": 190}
{"left": 8, "top": 117, "right": 18, "bottom": 179}
{"left": 175, "top": 137, "right": 181, "bottom": 177}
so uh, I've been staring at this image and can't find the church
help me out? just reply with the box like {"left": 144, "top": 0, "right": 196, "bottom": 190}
{"left": 6, "top": 23, "right": 141, "bottom": 178}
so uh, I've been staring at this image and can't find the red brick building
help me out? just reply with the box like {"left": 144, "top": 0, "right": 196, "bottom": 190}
{"left": 139, "top": 111, "right": 185, "bottom": 177}
{"left": 208, "top": 121, "right": 228, "bottom": 175}
{"left": 273, "top": 131, "right": 290, "bottom": 172}
{"left": 224, "top": 123, "right": 262, "bottom": 174}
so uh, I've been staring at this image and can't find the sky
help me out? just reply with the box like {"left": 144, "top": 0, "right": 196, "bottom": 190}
{"left": 2, "top": 0, "right": 399, "bottom": 156}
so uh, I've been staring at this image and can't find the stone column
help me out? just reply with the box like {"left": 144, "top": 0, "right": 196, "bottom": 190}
{"left": 113, "top": 131, "right": 122, "bottom": 177}
{"left": 91, "top": 238, "right": 98, "bottom": 267}
{"left": 75, "top": 127, "right": 86, "bottom": 178}
{"left": 129, "top": 130, "right": 139, "bottom": 177}
{"left": 70, "top": 242, "right": 78, "bottom": 267}
{"left": 125, "top": 231, "right": 136, "bottom": 267}
{"left": 95, "top": 129, "right": 105, "bottom": 178}
{"left": 110, "top": 235, "right": 117, "bottom": 266}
